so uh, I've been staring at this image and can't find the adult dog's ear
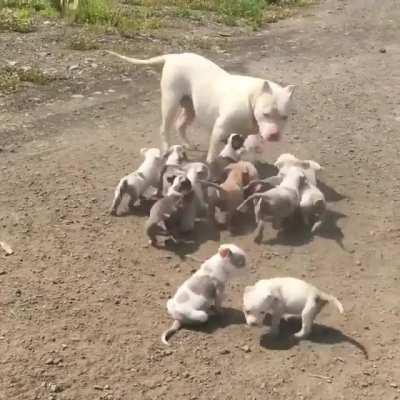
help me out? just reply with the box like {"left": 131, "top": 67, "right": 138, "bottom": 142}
{"left": 263, "top": 80, "right": 273, "bottom": 94}
{"left": 284, "top": 84, "right": 296, "bottom": 97}
{"left": 219, "top": 246, "right": 232, "bottom": 258}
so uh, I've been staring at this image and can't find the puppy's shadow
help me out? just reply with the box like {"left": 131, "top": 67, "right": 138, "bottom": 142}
{"left": 318, "top": 179, "right": 347, "bottom": 203}
{"left": 263, "top": 209, "right": 347, "bottom": 250}
{"left": 260, "top": 318, "right": 368, "bottom": 359}
{"left": 186, "top": 307, "right": 245, "bottom": 334}
{"left": 255, "top": 162, "right": 278, "bottom": 179}
{"left": 164, "top": 219, "right": 221, "bottom": 259}
{"left": 114, "top": 198, "right": 155, "bottom": 217}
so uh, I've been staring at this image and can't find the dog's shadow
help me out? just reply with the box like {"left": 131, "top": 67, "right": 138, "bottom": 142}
{"left": 318, "top": 179, "right": 346, "bottom": 203}
{"left": 186, "top": 307, "right": 245, "bottom": 334}
{"left": 260, "top": 318, "right": 368, "bottom": 359}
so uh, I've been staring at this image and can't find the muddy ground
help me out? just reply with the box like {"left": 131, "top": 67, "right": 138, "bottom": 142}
{"left": 1, "top": 0, "right": 400, "bottom": 399}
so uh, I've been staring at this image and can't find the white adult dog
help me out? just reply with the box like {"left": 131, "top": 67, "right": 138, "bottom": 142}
{"left": 243, "top": 277, "right": 344, "bottom": 340}
{"left": 106, "top": 51, "right": 296, "bottom": 163}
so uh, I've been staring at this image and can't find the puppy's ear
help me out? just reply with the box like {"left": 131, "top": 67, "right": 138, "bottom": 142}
{"left": 307, "top": 160, "right": 323, "bottom": 170}
{"left": 219, "top": 246, "right": 232, "bottom": 258}
{"left": 140, "top": 148, "right": 148, "bottom": 156}
{"left": 163, "top": 148, "right": 172, "bottom": 160}
{"left": 285, "top": 84, "right": 296, "bottom": 97}
{"left": 166, "top": 175, "right": 176, "bottom": 184}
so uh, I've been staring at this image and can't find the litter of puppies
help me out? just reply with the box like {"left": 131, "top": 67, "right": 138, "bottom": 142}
{"left": 110, "top": 133, "right": 344, "bottom": 346}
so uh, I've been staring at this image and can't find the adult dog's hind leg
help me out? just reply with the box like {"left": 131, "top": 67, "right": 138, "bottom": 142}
{"left": 160, "top": 91, "right": 180, "bottom": 153}
{"left": 176, "top": 96, "right": 195, "bottom": 149}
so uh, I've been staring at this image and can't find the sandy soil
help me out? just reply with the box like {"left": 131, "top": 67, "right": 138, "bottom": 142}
{"left": 1, "top": 0, "right": 400, "bottom": 399}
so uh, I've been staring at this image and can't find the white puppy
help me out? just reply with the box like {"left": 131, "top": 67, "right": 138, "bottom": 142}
{"left": 161, "top": 244, "right": 247, "bottom": 345}
{"left": 243, "top": 277, "right": 344, "bottom": 339}
{"left": 106, "top": 51, "right": 295, "bottom": 163}
{"left": 274, "top": 153, "right": 326, "bottom": 233}
{"left": 159, "top": 145, "right": 188, "bottom": 196}
{"left": 237, "top": 166, "right": 305, "bottom": 242}
{"left": 241, "top": 134, "right": 269, "bottom": 163}
{"left": 110, "top": 147, "right": 163, "bottom": 215}
{"left": 209, "top": 133, "right": 245, "bottom": 183}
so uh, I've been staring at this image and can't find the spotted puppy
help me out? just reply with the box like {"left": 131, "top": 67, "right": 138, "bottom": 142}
{"left": 159, "top": 145, "right": 188, "bottom": 196}
{"left": 209, "top": 133, "right": 245, "bottom": 183}
{"left": 145, "top": 175, "right": 192, "bottom": 246}
{"left": 243, "top": 277, "right": 344, "bottom": 339}
{"left": 162, "top": 244, "right": 247, "bottom": 345}
{"left": 110, "top": 147, "right": 164, "bottom": 216}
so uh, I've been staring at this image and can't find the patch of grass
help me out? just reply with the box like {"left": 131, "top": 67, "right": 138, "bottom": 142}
{"left": 0, "top": 65, "right": 55, "bottom": 93}
{"left": 0, "top": 7, "right": 36, "bottom": 32}
{"left": 71, "top": 0, "right": 114, "bottom": 24}
{"left": 67, "top": 29, "right": 99, "bottom": 50}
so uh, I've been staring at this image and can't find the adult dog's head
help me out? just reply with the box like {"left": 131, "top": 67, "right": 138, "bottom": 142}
{"left": 252, "top": 81, "right": 295, "bottom": 142}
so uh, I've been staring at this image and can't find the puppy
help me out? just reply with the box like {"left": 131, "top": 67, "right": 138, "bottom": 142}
{"left": 161, "top": 244, "right": 247, "bottom": 345}
{"left": 159, "top": 145, "right": 188, "bottom": 196}
{"left": 243, "top": 277, "right": 344, "bottom": 339}
{"left": 106, "top": 51, "right": 295, "bottom": 163}
{"left": 183, "top": 162, "right": 210, "bottom": 217}
{"left": 145, "top": 175, "right": 192, "bottom": 246}
{"left": 274, "top": 153, "right": 322, "bottom": 185}
{"left": 237, "top": 166, "right": 305, "bottom": 242}
{"left": 273, "top": 154, "right": 326, "bottom": 233}
{"left": 241, "top": 134, "right": 269, "bottom": 163}
{"left": 110, "top": 147, "right": 164, "bottom": 215}
{"left": 209, "top": 133, "right": 245, "bottom": 183}
{"left": 202, "top": 161, "right": 258, "bottom": 231}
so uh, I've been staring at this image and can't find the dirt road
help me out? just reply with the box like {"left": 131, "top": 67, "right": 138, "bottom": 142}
{"left": 1, "top": 0, "right": 400, "bottom": 399}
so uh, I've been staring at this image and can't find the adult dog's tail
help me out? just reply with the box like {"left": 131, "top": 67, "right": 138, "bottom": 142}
{"left": 161, "top": 320, "right": 182, "bottom": 345}
{"left": 106, "top": 50, "right": 167, "bottom": 66}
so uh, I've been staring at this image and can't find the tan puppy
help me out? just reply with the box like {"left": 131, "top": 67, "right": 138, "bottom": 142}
{"left": 202, "top": 161, "right": 258, "bottom": 231}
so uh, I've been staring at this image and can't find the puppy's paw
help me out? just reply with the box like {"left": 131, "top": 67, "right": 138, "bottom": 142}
{"left": 293, "top": 330, "right": 307, "bottom": 340}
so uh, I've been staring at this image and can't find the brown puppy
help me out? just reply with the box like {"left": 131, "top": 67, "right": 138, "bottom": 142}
{"left": 201, "top": 161, "right": 258, "bottom": 231}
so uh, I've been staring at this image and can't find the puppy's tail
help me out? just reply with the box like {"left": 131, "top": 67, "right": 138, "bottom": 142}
{"left": 106, "top": 50, "right": 167, "bottom": 66}
{"left": 319, "top": 292, "right": 344, "bottom": 314}
{"left": 161, "top": 320, "right": 182, "bottom": 345}
{"left": 237, "top": 193, "right": 264, "bottom": 211}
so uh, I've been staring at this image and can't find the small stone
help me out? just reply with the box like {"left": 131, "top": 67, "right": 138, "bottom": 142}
{"left": 379, "top": 48, "right": 386, "bottom": 53}
{"left": 68, "top": 64, "right": 80, "bottom": 71}
{"left": 0, "top": 270, "right": 6, "bottom": 275}
{"left": 214, "top": 370, "right": 221, "bottom": 375}
{"left": 94, "top": 385, "right": 103, "bottom": 390}
{"left": 219, "top": 349, "right": 230, "bottom": 355}
{"left": 49, "top": 383, "right": 63, "bottom": 393}
{"left": 182, "top": 372, "right": 190, "bottom": 378}
{"left": 241, "top": 345, "right": 251, "bottom": 353}
{"left": 71, "top": 94, "right": 84, "bottom": 99}
{"left": 356, "top": 260, "right": 362, "bottom": 266}
{"left": 15, "top": 289, "right": 22, "bottom": 296}
{"left": 390, "top": 383, "right": 398, "bottom": 388}
{"left": 45, "top": 358, "right": 54, "bottom": 365}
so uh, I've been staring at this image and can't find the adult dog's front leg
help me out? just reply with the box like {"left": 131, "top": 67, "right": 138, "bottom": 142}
{"left": 206, "top": 118, "right": 229, "bottom": 163}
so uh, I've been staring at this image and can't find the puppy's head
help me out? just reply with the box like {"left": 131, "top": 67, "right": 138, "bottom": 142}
{"left": 164, "top": 145, "right": 188, "bottom": 165}
{"left": 274, "top": 153, "right": 298, "bottom": 169}
{"left": 140, "top": 147, "right": 162, "bottom": 161}
{"left": 243, "top": 284, "right": 278, "bottom": 327}
{"left": 218, "top": 244, "right": 247, "bottom": 273}
{"left": 228, "top": 133, "right": 245, "bottom": 151}
{"left": 252, "top": 81, "right": 295, "bottom": 142}
{"left": 168, "top": 174, "right": 192, "bottom": 196}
